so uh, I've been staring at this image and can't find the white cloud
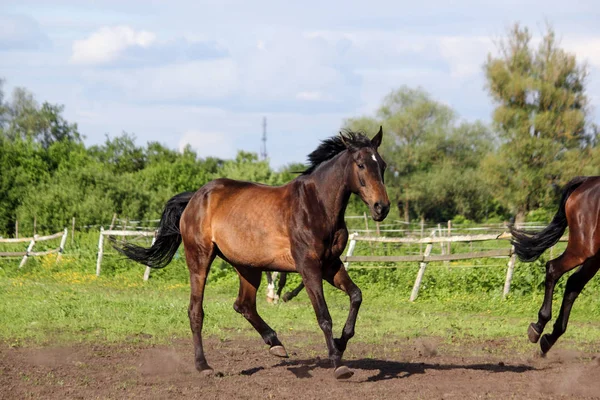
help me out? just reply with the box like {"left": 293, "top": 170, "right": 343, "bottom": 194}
{"left": 563, "top": 37, "right": 600, "bottom": 69}
{"left": 81, "top": 59, "right": 239, "bottom": 101}
{"left": 0, "top": 14, "right": 49, "bottom": 50}
{"left": 178, "top": 130, "right": 236, "bottom": 159}
{"left": 438, "top": 36, "right": 494, "bottom": 79}
{"left": 70, "top": 25, "right": 156, "bottom": 65}
{"left": 296, "top": 91, "right": 328, "bottom": 101}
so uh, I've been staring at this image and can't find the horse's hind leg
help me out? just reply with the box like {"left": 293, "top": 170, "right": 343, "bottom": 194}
{"left": 234, "top": 267, "right": 288, "bottom": 358}
{"left": 276, "top": 272, "right": 287, "bottom": 299}
{"left": 540, "top": 254, "right": 600, "bottom": 354}
{"left": 282, "top": 281, "right": 305, "bottom": 302}
{"left": 265, "top": 271, "right": 277, "bottom": 303}
{"left": 528, "top": 251, "right": 584, "bottom": 343}
{"left": 185, "top": 242, "right": 216, "bottom": 374}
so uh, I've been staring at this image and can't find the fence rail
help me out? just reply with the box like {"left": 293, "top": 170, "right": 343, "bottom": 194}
{"left": 0, "top": 229, "right": 68, "bottom": 268}
{"left": 341, "top": 231, "right": 517, "bottom": 301}
{"left": 96, "top": 227, "right": 157, "bottom": 279}
{"left": 341, "top": 230, "right": 569, "bottom": 301}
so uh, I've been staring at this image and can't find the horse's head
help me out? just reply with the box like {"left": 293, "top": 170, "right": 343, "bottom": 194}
{"left": 343, "top": 126, "right": 390, "bottom": 222}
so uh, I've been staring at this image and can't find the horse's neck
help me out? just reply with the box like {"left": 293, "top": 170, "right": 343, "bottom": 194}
{"left": 310, "top": 153, "right": 352, "bottom": 226}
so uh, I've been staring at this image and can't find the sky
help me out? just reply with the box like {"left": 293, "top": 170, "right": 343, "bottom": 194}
{"left": 1, "top": 0, "right": 600, "bottom": 168}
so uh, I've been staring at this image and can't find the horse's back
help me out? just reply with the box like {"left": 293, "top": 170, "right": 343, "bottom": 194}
{"left": 564, "top": 176, "right": 600, "bottom": 255}
{"left": 188, "top": 178, "right": 297, "bottom": 271}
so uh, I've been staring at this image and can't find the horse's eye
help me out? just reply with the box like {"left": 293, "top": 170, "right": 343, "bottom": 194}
{"left": 358, "top": 164, "right": 365, "bottom": 170}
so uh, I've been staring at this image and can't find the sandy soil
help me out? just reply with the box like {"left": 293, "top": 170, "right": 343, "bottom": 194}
{"left": 2, "top": 335, "right": 600, "bottom": 399}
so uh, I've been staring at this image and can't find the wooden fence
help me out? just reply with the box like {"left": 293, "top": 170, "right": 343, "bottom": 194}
{"left": 0, "top": 229, "right": 68, "bottom": 268}
{"left": 96, "top": 227, "right": 156, "bottom": 279}
{"left": 341, "top": 230, "right": 568, "bottom": 301}
{"left": 341, "top": 231, "right": 517, "bottom": 301}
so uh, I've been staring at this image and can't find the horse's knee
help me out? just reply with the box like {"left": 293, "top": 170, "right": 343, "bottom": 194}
{"left": 233, "top": 299, "right": 247, "bottom": 315}
{"left": 318, "top": 318, "right": 333, "bottom": 334}
{"left": 350, "top": 287, "right": 362, "bottom": 306}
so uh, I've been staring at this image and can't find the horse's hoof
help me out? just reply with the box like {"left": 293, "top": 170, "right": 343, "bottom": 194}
{"left": 266, "top": 296, "right": 274, "bottom": 304}
{"left": 540, "top": 334, "right": 552, "bottom": 354}
{"left": 269, "top": 345, "right": 289, "bottom": 358}
{"left": 199, "top": 367, "right": 214, "bottom": 376}
{"left": 334, "top": 365, "right": 354, "bottom": 380}
{"left": 528, "top": 323, "right": 541, "bottom": 343}
{"left": 282, "top": 293, "right": 292, "bottom": 302}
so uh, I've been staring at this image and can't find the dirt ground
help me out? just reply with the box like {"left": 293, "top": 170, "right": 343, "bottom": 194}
{"left": 2, "top": 335, "right": 600, "bottom": 400}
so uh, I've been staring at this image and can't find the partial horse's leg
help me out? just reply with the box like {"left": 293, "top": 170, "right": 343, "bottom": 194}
{"left": 540, "top": 255, "right": 600, "bottom": 354}
{"left": 528, "top": 251, "right": 584, "bottom": 343}
{"left": 300, "top": 263, "right": 350, "bottom": 379}
{"left": 265, "top": 271, "right": 276, "bottom": 303}
{"left": 234, "top": 267, "right": 288, "bottom": 357}
{"left": 276, "top": 272, "right": 287, "bottom": 299}
{"left": 282, "top": 281, "right": 305, "bottom": 302}
{"left": 185, "top": 243, "right": 216, "bottom": 374}
{"left": 323, "top": 259, "right": 362, "bottom": 355}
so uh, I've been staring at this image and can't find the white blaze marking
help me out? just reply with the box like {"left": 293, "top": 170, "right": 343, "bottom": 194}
{"left": 371, "top": 154, "right": 377, "bottom": 162}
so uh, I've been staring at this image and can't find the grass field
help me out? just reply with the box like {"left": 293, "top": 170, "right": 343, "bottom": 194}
{"left": 2, "top": 245, "right": 600, "bottom": 353}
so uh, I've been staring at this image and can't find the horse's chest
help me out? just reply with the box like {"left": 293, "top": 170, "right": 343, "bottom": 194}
{"left": 324, "top": 229, "right": 348, "bottom": 260}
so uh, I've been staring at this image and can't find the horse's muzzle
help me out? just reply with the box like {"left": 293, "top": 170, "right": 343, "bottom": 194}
{"left": 372, "top": 201, "right": 390, "bottom": 222}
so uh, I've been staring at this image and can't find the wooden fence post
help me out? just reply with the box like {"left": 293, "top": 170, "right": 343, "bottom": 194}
{"left": 15, "top": 220, "right": 18, "bottom": 239}
{"left": 33, "top": 216, "right": 37, "bottom": 237}
{"left": 343, "top": 233, "right": 358, "bottom": 270}
{"left": 56, "top": 228, "right": 68, "bottom": 262}
{"left": 419, "top": 217, "right": 424, "bottom": 255}
{"left": 447, "top": 220, "right": 452, "bottom": 254}
{"left": 109, "top": 213, "right": 117, "bottom": 230}
{"left": 96, "top": 227, "right": 104, "bottom": 276}
{"left": 410, "top": 242, "right": 434, "bottom": 302}
{"left": 19, "top": 235, "right": 37, "bottom": 268}
{"left": 503, "top": 247, "right": 517, "bottom": 298}
{"left": 143, "top": 235, "right": 157, "bottom": 281}
{"left": 363, "top": 212, "right": 373, "bottom": 253}
{"left": 438, "top": 223, "right": 445, "bottom": 255}
{"left": 71, "top": 217, "right": 75, "bottom": 247}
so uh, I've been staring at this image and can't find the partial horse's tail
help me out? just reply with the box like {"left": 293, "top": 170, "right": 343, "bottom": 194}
{"left": 112, "top": 191, "right": 195, "bottom": 268}
{"left": 511, "top": 177, "right": 588, "bottom": 262}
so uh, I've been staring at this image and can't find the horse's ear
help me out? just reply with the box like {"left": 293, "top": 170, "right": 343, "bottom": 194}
{"left": 339, "top": 132, "right": 350, "bottom": 148}
{"left": 371, "top": 126, "right": 383, "bottom": 148}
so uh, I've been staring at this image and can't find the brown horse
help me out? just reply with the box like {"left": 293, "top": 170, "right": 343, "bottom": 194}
{"left": 113, "top": 128, "right": 390, "bottom": 379}
{"left": 511, "top": 176, "right": 600, "bottom": 355}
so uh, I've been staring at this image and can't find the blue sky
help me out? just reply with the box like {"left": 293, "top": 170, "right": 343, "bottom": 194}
{"left": 1, "top": 0, "right": 600, "bottom": 168}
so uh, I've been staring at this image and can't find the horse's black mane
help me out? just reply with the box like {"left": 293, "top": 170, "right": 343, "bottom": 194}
{"left": 302, "top": 130, "right": 372, "bottom": 175}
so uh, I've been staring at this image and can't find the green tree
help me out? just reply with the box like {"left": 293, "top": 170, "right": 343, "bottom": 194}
{"left": 345, "top": 87, "right": 494, "bottom": 222}
{"left": 88, "top": 133, "right": 146, "bottom": 174}
{"left": 6, "top": 87, "right": 80, "bottom": 148}
{"left": 483, "top": 23, "right": 594, "bottom": 221}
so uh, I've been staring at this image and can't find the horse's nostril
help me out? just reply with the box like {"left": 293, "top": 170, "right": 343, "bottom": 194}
{"left": 374, "top": 202, "right": 382, "bottom": 212}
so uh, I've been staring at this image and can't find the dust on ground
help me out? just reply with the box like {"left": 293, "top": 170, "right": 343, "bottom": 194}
{"left": 2, "top": 335, "right": 600, "bottom": 399}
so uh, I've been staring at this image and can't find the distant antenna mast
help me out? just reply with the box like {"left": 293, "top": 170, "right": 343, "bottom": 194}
{"left": 260, "top": 116, "right": 268, "bottom": 160}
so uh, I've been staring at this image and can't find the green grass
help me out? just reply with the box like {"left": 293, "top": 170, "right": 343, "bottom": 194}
{"left": 2, "top": 247, "right": 600, "bottom": 354}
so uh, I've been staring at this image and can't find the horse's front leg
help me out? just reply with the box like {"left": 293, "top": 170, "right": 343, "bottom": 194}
{"left": 324, "top": 259, "right": 362, "bottom": 354}
{"left": 299, "top": 257, "right": 353, "bottom": 379}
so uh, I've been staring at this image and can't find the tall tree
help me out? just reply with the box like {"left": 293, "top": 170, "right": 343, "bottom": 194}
{"left": 345, "top": 86, "right": 493, "bottom": 222}
{"left": 483, "top": 23, "right": 593, "bottom": 221}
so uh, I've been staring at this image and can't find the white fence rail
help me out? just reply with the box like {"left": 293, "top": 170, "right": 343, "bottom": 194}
{"left": 96, "top": 227, "right": 157, "bottom": 279}
{"left": 342, "top": 231, "right": 518, "bottom": 301}
{"left": 0, "top": 229, "right": 68, "bottom": 268}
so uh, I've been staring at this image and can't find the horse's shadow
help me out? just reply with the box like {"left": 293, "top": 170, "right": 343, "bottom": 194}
{"left": 266, "top": 358, "right": 535, "bottom": 382}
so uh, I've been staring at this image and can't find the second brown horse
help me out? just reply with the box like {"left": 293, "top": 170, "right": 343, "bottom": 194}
{"left": 114, "top": 128, "right": 390, "bottom": 379}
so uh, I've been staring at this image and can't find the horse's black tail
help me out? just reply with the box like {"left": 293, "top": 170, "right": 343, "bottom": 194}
{"left": 112, "top": 191, "right": 195, "bottom": 269}
{"left": 511, "top": 177, "right": 588, "bottom": 262}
